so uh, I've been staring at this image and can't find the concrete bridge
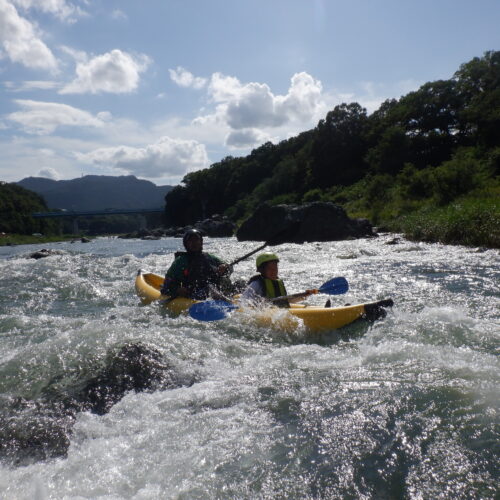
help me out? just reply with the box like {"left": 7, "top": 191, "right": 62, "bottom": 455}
{"left": 32, "top": 208, "right": 164, "bottom": 233}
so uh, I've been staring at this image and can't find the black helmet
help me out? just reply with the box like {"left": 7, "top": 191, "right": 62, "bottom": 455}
{"left": 183, "top": 228, "right": 203, "bottom": 248}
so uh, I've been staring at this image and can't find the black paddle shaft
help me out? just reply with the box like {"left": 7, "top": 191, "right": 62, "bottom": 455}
{"left": 229, "top": 226, "right": 296, "bottom": 267}
{"left": 229, "top": 242, "right": 267, "bottom": 267}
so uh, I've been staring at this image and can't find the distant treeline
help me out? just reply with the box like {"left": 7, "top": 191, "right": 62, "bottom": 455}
{"left": 165, "top": 51, "right": 499, "bottom": 247}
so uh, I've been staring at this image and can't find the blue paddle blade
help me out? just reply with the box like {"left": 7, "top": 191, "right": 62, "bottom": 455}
{"left": 318, "top": 277, "right": 349, "bottom": 295}
{"left": 188, "top": 300, "right": 237, "bottom": 322}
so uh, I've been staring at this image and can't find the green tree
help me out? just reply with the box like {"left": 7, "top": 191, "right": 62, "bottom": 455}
{"left": 308, "top": 103, "right": 369, "bottom": 187}
{"left": 365, "top": 126, "right": 410, "bottom": 175}
{"left": 454, "top": 50, "right": 500, "bottom": 148}
{"left": 388, "top": 80, "right": 466, "bottom": 168}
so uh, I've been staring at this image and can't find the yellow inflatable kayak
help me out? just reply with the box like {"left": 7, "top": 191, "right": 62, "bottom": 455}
{"left": 135, "top": 271, "right": 393, "bottom": 333}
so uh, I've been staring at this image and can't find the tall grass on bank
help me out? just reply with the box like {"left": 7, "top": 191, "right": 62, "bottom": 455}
{"left": 389, "top": 199, "right": 499, "bottom": 248}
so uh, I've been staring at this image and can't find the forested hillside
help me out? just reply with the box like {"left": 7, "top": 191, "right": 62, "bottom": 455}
{"left": 0, "top": 183, "right": 57, "bottom": 235}
{"left": 165, "top": 51, "right": 499, "bottom": 247}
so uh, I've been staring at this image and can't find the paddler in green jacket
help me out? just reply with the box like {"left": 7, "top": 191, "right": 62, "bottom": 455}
{"left": 242, "top": 253, "right": 313, "bottom": 308}
{"left": 161, "top": 229, "right": 232, "bottom": 300}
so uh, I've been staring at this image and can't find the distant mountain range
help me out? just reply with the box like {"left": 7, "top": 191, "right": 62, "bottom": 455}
{"left": 17, "top": 175, "right": 173, "bottom": 211}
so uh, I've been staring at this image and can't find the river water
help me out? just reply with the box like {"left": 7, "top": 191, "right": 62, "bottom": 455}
{"left": 0, "top": 235, "right": 498, "bottom": 499}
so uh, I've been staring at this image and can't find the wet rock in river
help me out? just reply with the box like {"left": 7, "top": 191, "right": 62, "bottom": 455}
{"left": 0, "top": 396, "right": 74, "bottom": 466}
{"left": 74, "top": 342, "right": 187, "bottom": 415}
{"left": 28, "top": 248, "right": 65, "bottom": 259}
{"left": 0, "top": 343, "right": 197, "bottom": 465}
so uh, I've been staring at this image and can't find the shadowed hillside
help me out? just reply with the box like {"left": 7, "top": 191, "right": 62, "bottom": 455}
{"left": 18, "top": 175, "right": 172, "bottom": 211}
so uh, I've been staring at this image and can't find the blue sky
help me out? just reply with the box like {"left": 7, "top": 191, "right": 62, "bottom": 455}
{"left": 1, "top": 0, "right": 498, "bottom": 186}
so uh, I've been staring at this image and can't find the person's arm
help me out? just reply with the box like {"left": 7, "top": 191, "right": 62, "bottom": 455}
{"left": 207, "top": 254, "right": 233, "bottom": 276}
{"left": 288, "top": 290, "right": 315, "bottom": 303}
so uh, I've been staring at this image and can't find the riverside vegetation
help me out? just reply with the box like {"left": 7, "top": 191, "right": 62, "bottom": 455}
{"left": 1, "top": 51, "right": 498, "bottom": 248}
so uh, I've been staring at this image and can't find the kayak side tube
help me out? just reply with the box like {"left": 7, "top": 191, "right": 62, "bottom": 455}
{"left": 134, "top": 270, "right": 197, "bottom": 315}
{"left": 135, "top": 270, "right": 163, "bottom": 304}
{"left": 288, "top": 298, "right": 394, "bottom": 332}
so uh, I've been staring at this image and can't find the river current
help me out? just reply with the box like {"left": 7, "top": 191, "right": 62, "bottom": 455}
{"left": 0, "top": 235, "right": 498, "bottom": 499}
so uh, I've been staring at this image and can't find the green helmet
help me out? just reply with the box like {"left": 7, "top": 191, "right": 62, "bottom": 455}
{"left": 256, "top": 252, "right": 279, "bottom": 269}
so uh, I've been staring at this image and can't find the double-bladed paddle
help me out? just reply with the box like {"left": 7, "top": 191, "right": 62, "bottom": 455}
{"left": 188, "top": 276, "right": 349, "bottom": 322}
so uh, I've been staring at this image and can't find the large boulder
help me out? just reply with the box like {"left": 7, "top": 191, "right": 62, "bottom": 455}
{"left": 0, "top": 343, "right": 197, "bottom": 465}
{"left": 74, "top": 343, "right": 189, "bottom": 415}
{"left": 236, "top": 202, "right": 375, "bottom": 243}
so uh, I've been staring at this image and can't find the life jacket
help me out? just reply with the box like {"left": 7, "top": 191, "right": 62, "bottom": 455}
{"left": 176, "top": 251, "right": 221, "bottom": 299}
{"left": 248, "top": 274, "right": 288, "bottom": 307}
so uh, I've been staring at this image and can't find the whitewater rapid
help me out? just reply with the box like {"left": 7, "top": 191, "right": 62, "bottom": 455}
{"left": 0, "top": 235, "right": 498, "bottom": 499}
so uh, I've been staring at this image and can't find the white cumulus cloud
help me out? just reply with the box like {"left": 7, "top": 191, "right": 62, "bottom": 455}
{"left": 77, "top": 136, "right": 209, "bottom": 179}
{"left": 225, "top": 128, "right": 271, "bottom": 149}
{"left": 7, "top": 99, "right": 106, "bottom": 134}
{"left": 208, "top": 73, "right": 244, "bottom": 103}
{"left": 201, "top": 71, "right": 323, "bottom": 132}
{"left": 60, "top": 49, "right": 151, "bottom": 94}
{"left": 226, "top": 81, "right": 284, "bottom": 129}
{"left": 275, "top": 72, "right": 323, "bottom": 122}
{"left": 11, "top": 0, "right": 86, "bottom": 22}
{"left": 0, "top": 0, "right": 58, "bottom": 70}
{"left": 169, "top": 66, "right": 207, "bottom": 89}
{"left": 37, "top": 166, "right": 59, "bottom": 179}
